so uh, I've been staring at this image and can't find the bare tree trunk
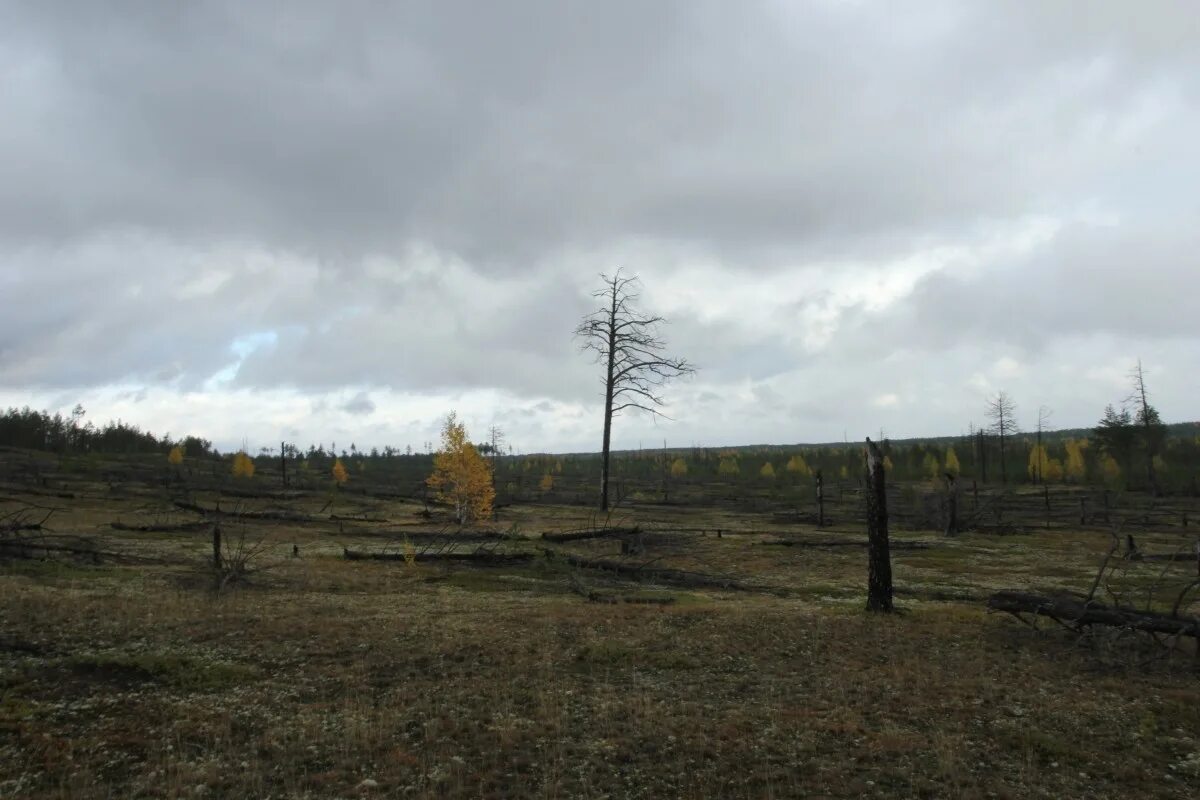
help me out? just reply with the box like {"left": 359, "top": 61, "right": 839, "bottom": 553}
{"left": 815, "top": 470, "right": 825, "bottom": 527}
{"left": 998, "top": 424, "right": 1008, "bottom": 484}
{"left": 1124, "top": 534, "right": 1140, "bottom": 560}
{"left": 978, "top": 430, "right": 987, "bottom": 484}
{"left": 212, "top": 523, "right": 222, "bottom": 570}
{"left": 944, "top": 474, "right": 958, "bottom": 536}
{"left": 1132, "top": 360, "right": 1160, "bottom": 496}
{"left": 280, "top": 441, "right": 287, "bottom": 487}
{"left": 864, "top": 438, "right": 893, "bottom": 612}
{"left": 1035, "top": 425, "right": 1042, "bottom": 485}
{"left": 600, "top": 403, "right": 613, "bottom": 511}
{"left": 598, "top": 290, "right": 618, "bottom": 512}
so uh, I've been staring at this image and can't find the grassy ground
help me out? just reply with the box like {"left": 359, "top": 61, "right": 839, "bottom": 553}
{"left": 2, "top": 472, "right": 1199, "bottom": 798}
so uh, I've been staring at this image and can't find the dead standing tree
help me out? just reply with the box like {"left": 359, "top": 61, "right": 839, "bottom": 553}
{"left": 575, "top": 270, "right": 694, "bottom": 511}
{"left": 864, "top": 437, "right": 894, "bottom": 612}
{"left": 985, "top": 391, "right": 1019, "bottom": 485}
{"left": 1129, "top": 359, "right": 1166, "bottom": 496}
{"left": 1034, "top": 406, "right": 1052, "bottom": 485}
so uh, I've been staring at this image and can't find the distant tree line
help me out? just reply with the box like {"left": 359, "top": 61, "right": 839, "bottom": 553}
{"left": 0, "top": 405, "right": 213, "bottom": 457}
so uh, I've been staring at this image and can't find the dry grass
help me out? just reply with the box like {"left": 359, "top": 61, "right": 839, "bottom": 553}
{"left": 2, "top": 474, "right": 1199, "bottom": 799}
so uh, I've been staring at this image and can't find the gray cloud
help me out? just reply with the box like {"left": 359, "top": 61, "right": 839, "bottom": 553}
{"left": 6, "top": 1, "right": 1196, "bottom": 261}
{"left": 340, "top": 391, "right": 376, "bottom": 416}
{"left": 1, "top": 1, "right": 1197, "bottom": 450}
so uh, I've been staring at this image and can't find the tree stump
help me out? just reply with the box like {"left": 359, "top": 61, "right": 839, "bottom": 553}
{"left": 944, "top": 473, "right": 958, "bottom": 536}
{"left": 212, "top": 523, "right": 222, "bottom": 570}
{"left": 815, "top": 470, "right": 825, "bottom": 528}
{"left": 864, "top": 438, "right": 893, "bottom": 612}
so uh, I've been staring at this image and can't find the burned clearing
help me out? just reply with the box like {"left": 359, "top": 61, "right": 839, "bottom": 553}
{"left": 2, "top": 446, "right": 1199, "bottom": 799}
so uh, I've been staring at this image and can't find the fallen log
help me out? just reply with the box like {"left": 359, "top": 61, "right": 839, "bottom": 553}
{"left": 566, "top": 571, "right": 677, "bottom": 605}
{"left": 0, "top": 534, "right": 153, "bottom": 565}
{"left": 541, "top": 526, "right": 640, "bottom": 543}
{"left": 111, "top": 520, "right": 211, "bottom": 533}
{"left": 758, "top": 538, "right": 933, "bottom": 550}
{"left": 219, "top": 488, "right": 306, "bottom": 501}
{"left": 547, "top": 549, "right": 755, "bottom": 591}
{"left": 987, "top": 590, "right": 1200, "bottom": 639}
{"left": 348, "top": 528, "right": 511, "bottom": 543}
{"left": 1133, "top": 552, "right": 1200, "bottom": 563}
{"left": 172, "top": 500, "right": 316, "bottom": 523}
{"left": 0, "top": 486, "right": 75, "bottom": 500}
{"left": 1, "top": 539, "right": 100, "bottom": 561}
{"left": 578, "top": 591, "right": 676, "bottom": 606}
{"left": 342, "top": 548, "right": 534, "bottom": 565}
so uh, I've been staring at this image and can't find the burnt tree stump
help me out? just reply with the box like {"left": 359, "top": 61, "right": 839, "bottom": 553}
{"left": 864, "top": 438, "right": 893, "bottom": 612}
{"left": 815, "top": 470, "right": 825, "bottom": 528}
{"left": 212, "top": 523, "right": 222, "bottom": 570}
{"left": 944, "top": 473, "right": 958, "bottom": 536}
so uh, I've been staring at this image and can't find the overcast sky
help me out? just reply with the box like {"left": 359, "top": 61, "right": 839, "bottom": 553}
{"left": 1, "top": 1, "right": 1197, "bottom": 454}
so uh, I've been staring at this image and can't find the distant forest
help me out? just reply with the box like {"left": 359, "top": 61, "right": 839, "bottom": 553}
{"left": 1, "top": 404, "right": 1197, "bottom": 497}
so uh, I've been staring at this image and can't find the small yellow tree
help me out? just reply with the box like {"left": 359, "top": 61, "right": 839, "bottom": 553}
{"left": 167, "top": 445, "right": 184, "bottom": 466}
{"left": 332, "top": 458, "right": 349, "bottom": 485}
{"left": 539, "top": 471, "right": 555, "bottom": 492}
{"left": 1044, "top": 458, "right": 1065, "bottom": 482}
{"left": 923, "top": 452, "right": 941, "bottom": 480}
{"left": 760, "top": 462, "right": 776, "bottom": 479}
{"left": 944, "top": 447, "right": 960, "bottom": 475}
{"left": 231, "top": 451, "right": 255, "bottom": 479}
{"left": 427, "top": 412, "right": 495, "bottom": 524}
{"left": 1027, "top": 445, "right": 1050, "bottom": 482}
{"left": 1064, "top": 438, "right": 1087, "bottom": 482}
{"left": 718, "top": 456, "right": 740, "bottom": 476}
{"left": 670, "top": 457, "right": 688, "bottom": 478}
{"left": 785, "top": 454, "right": 812, "bottom": 478}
